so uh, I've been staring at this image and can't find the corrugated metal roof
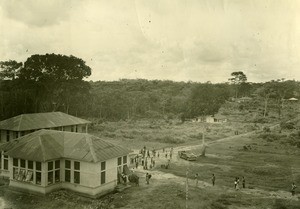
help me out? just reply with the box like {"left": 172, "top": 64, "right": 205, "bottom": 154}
{"left": 4, "top": 130, "right": 131, "bottom": 163}
{"left": 0, "top": 112, "right": 91, "bottom": 131}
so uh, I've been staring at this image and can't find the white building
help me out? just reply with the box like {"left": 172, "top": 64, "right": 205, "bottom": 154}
{"left": 0, "top": 130, "right": 130, "bottom": 198}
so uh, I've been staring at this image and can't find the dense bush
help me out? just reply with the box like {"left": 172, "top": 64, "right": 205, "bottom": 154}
{"left": 154, "top": 135, "right": 185, "bottom": 144}
{"left": 280, "top": 121, "right": 295, "bottom": 130}
{"left": 259, "top": 133, "right": 281, "bottom": 142}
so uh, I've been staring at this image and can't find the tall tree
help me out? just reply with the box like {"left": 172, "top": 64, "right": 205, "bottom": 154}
{"left": 18, "top": 53, "right": 92, "bottom": 114}
{"left": 0, "top": 60, "right": 22, "bottom": 80}
{"left": 229, "top": 71, "right": 248, "bottom": 98}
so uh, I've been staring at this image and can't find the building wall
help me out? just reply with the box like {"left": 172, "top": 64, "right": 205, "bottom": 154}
{"left": 8, "top": 155, "right": 129, "bottom": 197}
{"left": 0, "top": 123, "right": 88, "bottom": 144}
{"left": 0, "top": 153, "right": 10, "bottom": 178}
{"left": 10, "top": 180, "right": 116, "bottom": 198}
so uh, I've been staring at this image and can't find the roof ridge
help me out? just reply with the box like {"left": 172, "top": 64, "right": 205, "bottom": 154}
{"left": 18, "top": 114, "right": 24, "bottom": 130}
{"left": 86, "top": 135, "right": 98, "bottom": 163}
{"left": 38, "top": 135, "right": 46, "bottom": 162}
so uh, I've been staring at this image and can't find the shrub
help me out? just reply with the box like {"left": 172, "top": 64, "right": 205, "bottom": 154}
{"left": 259, "top": 133, "right": 281, "bottom": 142}
{"left": 263, "top": 126, "right": 271, "bottom": 132}
{"left": 154, "top": 136, "right": 185, "bottom": 144}
{"left": 280, "top": 121, "right": 295, "bottom": 130}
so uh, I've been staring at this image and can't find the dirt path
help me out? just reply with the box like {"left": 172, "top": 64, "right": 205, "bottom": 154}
{"left": 134, "top": 166, "right": 299, "bottom": 201}
{"left": 132, "top": 122, "right": 300, "bottom": 202}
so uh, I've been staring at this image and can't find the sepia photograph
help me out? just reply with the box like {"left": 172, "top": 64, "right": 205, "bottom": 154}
{"left": 0, "top": 0, "right": 299, "bottom": 208}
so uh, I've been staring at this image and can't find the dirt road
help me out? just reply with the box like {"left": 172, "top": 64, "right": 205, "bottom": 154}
{"left": 132, "top": 123, "right": 299, "bottom": 202}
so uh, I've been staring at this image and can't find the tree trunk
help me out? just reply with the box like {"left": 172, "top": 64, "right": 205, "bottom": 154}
{"left": 263, "top": 95, "right": 269, "bottom": 118}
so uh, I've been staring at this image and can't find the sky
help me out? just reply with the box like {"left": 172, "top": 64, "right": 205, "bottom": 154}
{"left": 0, "top": 0, "right": 300, "bottom": 83}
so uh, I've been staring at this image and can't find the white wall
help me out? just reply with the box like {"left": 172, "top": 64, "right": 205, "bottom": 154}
{"left": 8, "top": 156, "right": 129, "bottom": 197}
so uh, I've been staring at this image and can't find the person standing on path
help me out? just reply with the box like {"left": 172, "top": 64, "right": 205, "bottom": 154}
{"left": 195, "top": 173, "right": 199, "bottom": 187}
{"left": 234, "top": 178, "right": 237, "bottom": 189}
{"left": 236, "top": 177, "right": 240, "bottom": 190}
{"left": 135, "top": 161, "right": 138, "bottom": 169}
{"left": 212, "top": 174, "right": 215, "bottom": 186}
{"left": 242, "top": 177, "right": 246, "bottom": 189}
{"left": 291, "top": 182, "right": 297, "bottom": 196}
{"left": 146, "top": 173, "right": 151, "bottom": 185}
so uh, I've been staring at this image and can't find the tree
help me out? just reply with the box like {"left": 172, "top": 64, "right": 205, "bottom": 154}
{"left": 12, "top": 54, "right": 92, "bottom": 114}
{"left": 256, "top": 79, "right": 297, "bottom": 118}
{"left": 229, "top": 71, "right": 248, "bottom": 98}
{"left": 0, "top": 60, "right": 22, "bottom": 80}
{"left": 19, "top": 54, "right": 91, "bottom": 81}
{"left": 256, "top": 82, "right": 274, "bottom": 118}
{"left": 186, "top": 83, "right": 230, "bottom": 118}
{"left": 269, "top": 79, "right": 297, "bottom": 118}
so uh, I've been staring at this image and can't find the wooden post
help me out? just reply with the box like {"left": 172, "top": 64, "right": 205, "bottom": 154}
{"left": 186, "top": 169, "right": 189, "bottom": 209}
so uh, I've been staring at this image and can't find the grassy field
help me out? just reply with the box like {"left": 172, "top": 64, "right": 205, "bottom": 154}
{"left": 0, "top": 102, "right": 299, "bottom": 209}
{"left": 89, "top": 119, "right": 262, "bottom": 150}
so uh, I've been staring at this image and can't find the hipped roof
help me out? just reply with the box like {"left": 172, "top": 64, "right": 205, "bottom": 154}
{"left": 2, "top": 130, "right": 130, "bottom": 163}
{"left": 0, "top": 112, "right": 91, "bottom": 131}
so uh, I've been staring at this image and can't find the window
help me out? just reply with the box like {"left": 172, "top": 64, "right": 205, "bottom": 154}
{"left": 123, "top": 156, "right": 127, "bottom": 164}
{"left": 117, "top": 156, "right": 127, "bottom": 174}
{"left": 20, "top": 159, "right": 26, "bottom": 168}
{"left": 118, "top": 157, "right": 122, "bottom": 166}
{"left": 65, "top": 160, "right": 71, "bottom": 169}
{"left": 74, "top": 161, "right": 80, "bottom": 184}
{"left": 6, "top": 131, "right": 10, "bottom": 142}
{"left": 36, "top": 162, "right": 41, "bottom": 171}
{"left": 3, "top": 155, "right": 8, "bottom": 170}
{"left": 14, "top": 131, "right": 18, "bottom": 139}
{"left": 74, "top": 161, "right": 80, "bottom": 170}
{"left": 13, "top": 158, "right": 19, "bottom": 167}
{"left": 65, "top": 170, "right": 70, "bottom": 182}
{"left": 71, "top": 126, "right": 74, "bottom": 132}
{"left": 36, "top": 161, "right": 41, "bottom": 185}
{"left": 21, "top": 131, "right": 25, "bottom": 137}
{"left": 36, "top": 172, "right": 41, "bottom": 185}
{"left": 28, "top": 161, "right": 33, "bottom": 169}
{"left": 48, "top": 160, "right": 60, "bottom": 185}
{"left": 12, "top": 158, "right": 35, "bottom": 183}
{"left": 65, "top": 160, "right": 71, "bottom": 182}
{"left": 101, "top": 161, "right": 106, "bottom": 184}
{"left": 75, "top": 125, "right": 78, "bottom": 132}
{"left": 48, "top": 162, "right": 53, "bottom": 185}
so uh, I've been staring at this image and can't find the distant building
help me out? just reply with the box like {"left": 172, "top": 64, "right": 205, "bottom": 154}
{"left": 0, "top": 112, "right": 91, "bottom": 143}
{"left": 192, "top": 115, "right": 227, "bottom": 123}
{"left": 288, "top": 97, "right": 298, "bottom": 102}
{"left": 0, "top": 130, "right": 130, "bottom": 197}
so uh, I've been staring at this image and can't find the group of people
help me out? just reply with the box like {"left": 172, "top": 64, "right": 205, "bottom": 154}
{"left": 234, "top": 177, "right": 246, "bottom": 190}
{"left": 193, "top": 174, "right": 297, "bottom": 196}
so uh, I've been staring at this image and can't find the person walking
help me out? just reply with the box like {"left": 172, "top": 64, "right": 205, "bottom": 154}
{"left": 145, "top": 159, "right": 148, "bottom": 170}
{"left": 242, "top": 177, "right": 246, "bottom": 189}
{"left": 291, "top": 182, "right": 297, "bottom": 196}
{"left": 212, "top": 174, "right": 215, "bottom": 186}
{"left": 236, "top": 178, "right": 240, "bottom": 190}
{"left": 146, "top": 173, "right": 152, "bottom": 185}
{"left": 195, "top": 173, "right": 199, "bottom": 187}
{"left": 135, "top": 161, "right": 138, "bottom": 169}
{"left": 234, "top": 178, "right": 237, "bottom": 189}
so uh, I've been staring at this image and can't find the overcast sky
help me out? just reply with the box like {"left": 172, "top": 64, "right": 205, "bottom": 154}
{"left": 0, "top": 0, "right": 300, "bottom": 83}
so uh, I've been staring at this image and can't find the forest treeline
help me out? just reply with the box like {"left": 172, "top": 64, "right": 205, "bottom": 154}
{"left": 0, "top": 54, "right": 299, "bottom": 121}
